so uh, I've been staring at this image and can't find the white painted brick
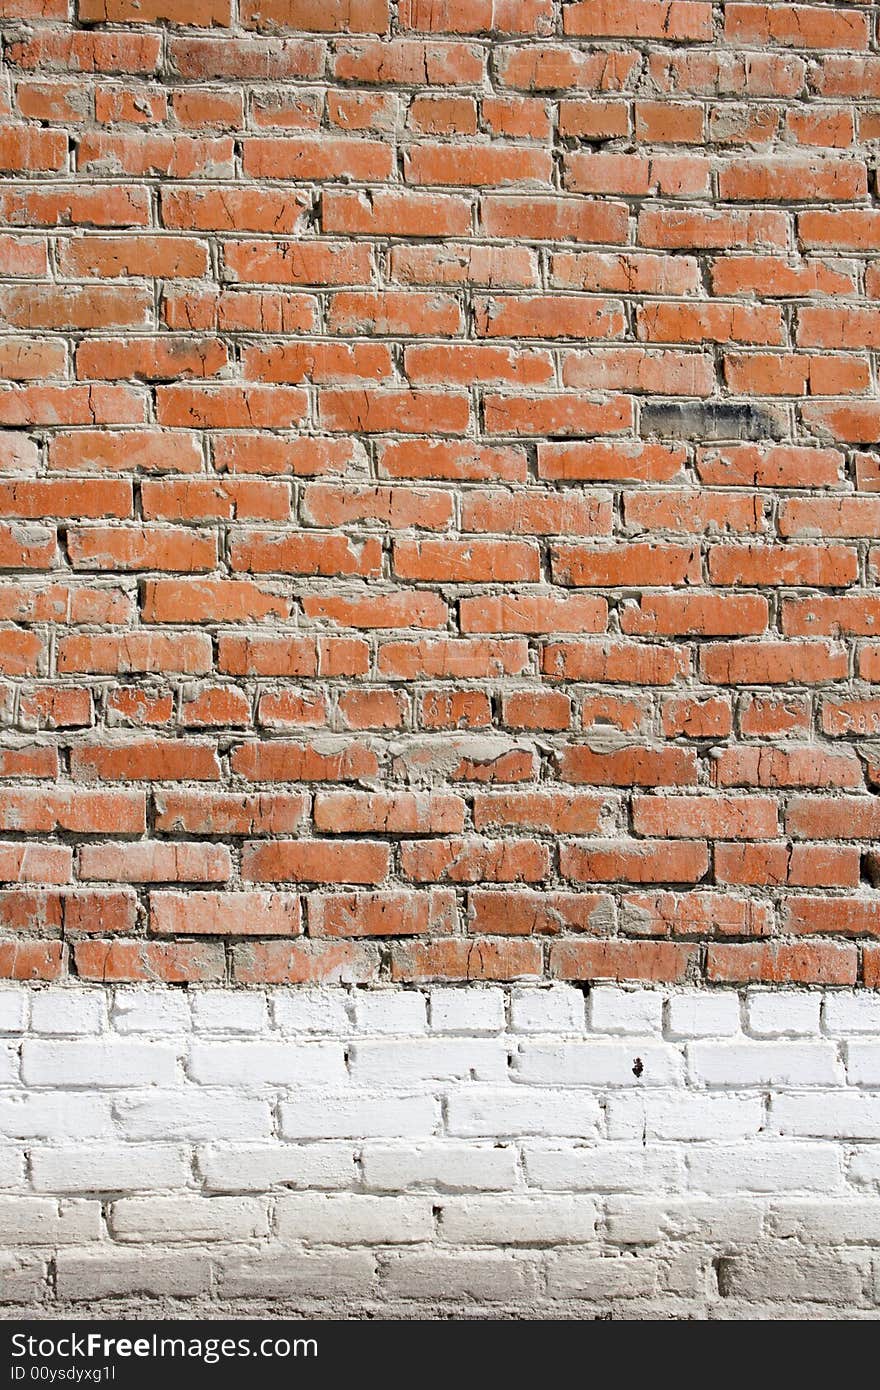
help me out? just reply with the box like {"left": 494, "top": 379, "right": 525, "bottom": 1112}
{"left": 276, "top": 1193, "right": 434, "bottom": 1244}
{"left": 0, "top": 1047, "right": 18, "bottom": 1085}
{"left": 29, "top": 989, "right": 105, "bottom": 1036}
{"left": 272, "top": 989, "right": 350, "bottom": 1035}
{"left": 607, "top": 1092, "right": 763, "bottom": 1142}
{"left": 190, "top": 990, "right": 269, "bottom": 1034}
{"left": 381, "top": 1251, "right": 539, "bottom": 1303}
{"left": 31, "top": 1145, "right": 191, "bottom": 1193}
{"left": 823, "top": 991, "right": 880, "bottom": 1036}
{"left": 515, "top": 1041, "right": 681, "bottom": 1087}
{"left": 115, "top": 1092, "right": 273, "bottom": 1141}
{"left": 362, "top": 1143, "right": 518, "bottom": 1191}
{"left": 56, "top": 1250, "right": 211, "bottom": 1301}
{"left": 0, "top": 1254, "right": 48, "bottom": 1305}
{"left": 718, "top": 1248, "right": 865, "bottom": 1305}
{"left": 767, "top": 1200, "right": 880, "bottom": 1244}
{"left": 664, "top": 1247, "right": 708, "bottom": 1299}
{"left": 281, "top": 1092, "right": 437, "bottom": 1140}
{"left": 110, "top": 1196, "right": 269, "bottom": 1243}
{"left": 847, "top": 1148, "right": 880, "bottom": 1186}
{"left": 0, "top": 979, "right": 875, "bottom": 1316}
{"left": 0, "top": 1150, "right": 22, "bottom": 1188}
{"left": 198, "top": 1143, "right": 357, "bottom": 1192}
{"left": 845, "top": 1041, "right": 880, "bottom": 1086}
{"left": 430, "top": 987, "right": 505, "bottom": 1034}
{"left": 604, "top": 1197, "right": 764, "bottom": 1246}
{"left": 590, "top": 986, "right": 663, "bottom": 1036}
{"left": 548, "top": 1253, "right": 659, "bottom": 1300}
{"left": 112, "top": 989, "right": 191, "bottom": 1034}
{"left": 522, "top": 1143, "right": 684, "bottom": 1192}
{"left": 746, "top": 991, "right": 821, "bottom": 1038}
{"left": 510, "top": 985, "right": 584, "bottom": 1034}
{"left": 217, "top": 1251, "right": 375, "bottom": 1301}
{"left": 666, "top": 993, "right": 740, "bottom": 1039}
{"left": 186, "top": 1041, "right": 345, "bottom": 1087}
{"left": 771, "top": 1092, "right": 880, "bottom": 1139}
{"left": 688, "top": 1143, "right": 843, "bottom": 1194}
{"left": 0, "top": 1198, "right": 100, "bottom": 1245}
{"left": 352, "top": 991, "right": 427, "bottom": 1035}
{"left": 349, "top": 1039, "right": 508, "bottom": 1084}
{"left": 688, "top": 1041, "right": 842, "bottom": 1088}
{"left": 0, "top": 990, "right": 26, "bottom": 1033}
{"left": 439, "top": 1195, "right": 597, "bottom": 1245}
{"left": 21, "top": 1040, "right": 178, "bottom": 1089}
{"left": 0, "top": 1092, "right": 112, "bottom": 1139}
{"left": 446, "top": 1086, "right": 602, "bottom": 1139}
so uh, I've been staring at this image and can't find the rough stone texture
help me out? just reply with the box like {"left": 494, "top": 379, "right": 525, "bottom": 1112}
{"left": 0, "top": 982, "right": 876, "bottom": 1317}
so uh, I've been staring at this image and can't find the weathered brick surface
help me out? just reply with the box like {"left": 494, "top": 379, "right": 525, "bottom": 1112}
{"left": 0, "top": 3, "right": 877, "bottom": 986}
{"left": 0, "top": 980, "right": 876, "bottom": 1317}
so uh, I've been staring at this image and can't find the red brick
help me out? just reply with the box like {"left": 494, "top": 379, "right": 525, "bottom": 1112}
{"left": 67, "top": 526, "right": 216, "bottom": 573}
{"left": 494, "top": 44, "right": 638, "bottom": 92}
{"left": 58, "top": 633, "right": 212, "bottom": 675}
{"left": 390, "top": 938, "right": 542, "bottom": 982}
{"left": 232, "top": 939, "right": 378, "bottom": 984}
{"left": 257, "top": 691, "right": 328, "bottom": 728}
{"left": 71, "top": 740, "right": 221, "bottom": 782}
{"left": 559, "top": 746, "right": 699, "bottom": 787}
{"left": 0, "top": 941, "right": 63, "bottom": 981}
{"left": 309, "top": 890, "right": 456, "bottom": 938}
{"left": 503, "top": 690, "right": 571, "bottom": 731}
{"left": 700, "top": 641, "right": 848, "bottom": 686}
{"left": 716, "top": 844, "right": 859, "bottom": 889}
{"left": 632, "top": 795, "right": 778, "bottom": 840}
{"left": 725, "top": 4, "right": 868, "bottom": 50}
{"left": 231, "top": 741, "right": 378, "bottom": 782}
{"left": 550, "top": 941, "right": 695, "bottom": 984}
{"left": 481, "top": 196, "right": 628, "bottom": 244}
{"left": 335, "top": 686, "right": 405, "bottom": 728}
{"left": 582, "top": 693, "right": 652, "bottom": 735}
{"left": 323, "top": 188, "right": 472, "bottom": 237}
{"left": 473, "top": 791, "right": 603, "bottom": 834}
{"left": 150, "top": 891, "right": 300, "bottom": 936}
{"left": 661, "top": 695, "right": 733, "bottom": 738}
{"left": 708, "top": 544, "right": 858, "bottom": 587}
{"left": 542, "top": 640, "right": 688, "bottom": 685}
{"left": 552, "top": 542, "right": 700, "bottom": 588}
{"left": 154, "top": 791, "right": 307, "bottom": 836}
{"left": 461, "top": 594, "right": 607, "bottom": 635}
{"left": 718, "top": 156, "right": 867, "bottom": 201}
{"left": 63, "top": 890, "right": 138, "bottom": 935}
{"left": 401, "top": 837, "right": 550, "bottom": 884}
{"left": 0, "top": 790, "right": 145, "bottom": 835}
{"left": 707, "top": 943, "right": 856, "bottom": 986}
{"left": 562, "top": 839, "right": 709, "bottom": 885}
{"left": 621, "top": 892, "right": 773, "bottom": 939}
{"left": 75, "top": 939, "right": 224, "bottom": 982}
{"left": 243, "top": 0, "right": 389, "bottom": 32}
{"left": 712, "top": 746, "right": 862, "bottom": 789}
{"left": 740, "top": 694, "right": 812, "bottom": 738}
{"left": 242, "top": 840, "right": 390, "bottom": 884}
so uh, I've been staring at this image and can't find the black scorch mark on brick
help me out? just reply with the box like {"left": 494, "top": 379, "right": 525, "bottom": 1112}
{"left": 640, "top": 402, "right": 786, "bottom": 442}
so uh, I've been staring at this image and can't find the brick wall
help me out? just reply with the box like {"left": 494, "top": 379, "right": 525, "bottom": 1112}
{"left": 0, "top": 980, "right": 878, "bottom": 1316}
{"left": 0, "top": 1, "right": 879, "bottom": 990}
{"left": 0, "top": 0, "right": 879, "bottom": 1315}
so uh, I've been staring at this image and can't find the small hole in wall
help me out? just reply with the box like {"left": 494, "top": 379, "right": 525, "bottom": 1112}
{"left": 632, "top": 1057, "right": 644, "bottom": 1078}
